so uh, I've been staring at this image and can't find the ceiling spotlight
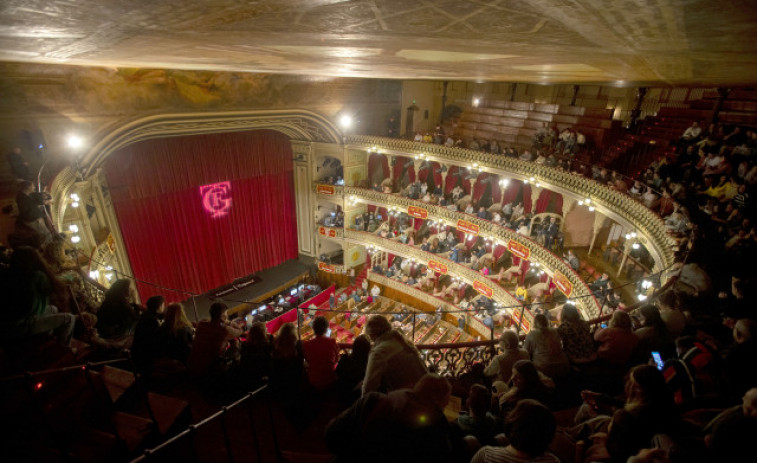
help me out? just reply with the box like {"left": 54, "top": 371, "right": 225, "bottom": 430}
{"left": 71, "top": 235, "right": 81, "bottom": 243}
{"left": 67, "top": 135, "right": 85, "bottom": 150}
{"left": 71, "top": 201, "right": 79, "bottom": 208}
{"left": 70, "top": 193, "right": 80, "bottom": 202}
{"left": 68, "top": 224, "right": 79, "bottom": 233}
{"left": 578, "top": 200, "right": 584, "bottom": 206}
{"left": 632, "top": 243, "right": 640, "bottom": 250}
{"left": 473, "top": 98, "right": 480, "bottom": 107}
{"left": 589, "top": 206, "right": 595, "bottom": 211}
{"left": 338, "top": 114, "right": 353, "bottom": 129}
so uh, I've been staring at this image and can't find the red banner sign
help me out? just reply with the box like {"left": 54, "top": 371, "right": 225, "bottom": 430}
{"left": 473, "top": 280, "right": 493, "bottom": 298}
{"left": 318, "top": 262, "right": 336, "bottom": 273}
{"left": 507, "top": 240, "right": 531, "bottom": 260}
{"left": 428, "top": 261, "right": 448, "bottom": 274}
{"left": 318, "top": 226, "right": 337, "bottom": 238}
{"left": 329, "top": 229, "right": 336, "bottom": 237}
{"left": 316, "top": 184, "right": 335, "bottom": 195}
{"left": 513, "top": 307, "right": 533, "bottom": 332}
{"left": 457, "top": 219, "right": 479, "bottom": 236}
{"left": 407, "top": 205, "right": 428, "bottom": 219}
{"left": 553, "top": 271, "right": 573, "bottom": 297}
{"left": 318, "top": 226, "right": 326, "bottom": 235}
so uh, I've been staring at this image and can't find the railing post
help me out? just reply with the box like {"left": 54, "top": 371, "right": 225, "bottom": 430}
{"left": 219, "top": 406, "right": 235, "bottom": 463}
{"left": 244, "top": 393, "right": 263, "bottom": 462}
{"left": 412, "top": 313, "right": 416, "bottom": 340}
{"left": 191, "top": 295, "right": 200, "bottom": 322}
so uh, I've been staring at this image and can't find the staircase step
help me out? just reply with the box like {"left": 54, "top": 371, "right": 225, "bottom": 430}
{"left": 99, "top": 365, "right": 136, "bottom": 403}
{"left": 147, "top": 392, "right": 191, "bottom": 435}
{"left": 112, "top": 411, "right": 155, "bottom": 453}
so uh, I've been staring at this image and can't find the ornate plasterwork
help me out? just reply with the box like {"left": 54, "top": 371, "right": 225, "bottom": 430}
{"left": 80, "top": 109, "right": 343, "bottom": 176}
{"left": 345, "top": 187, "right": 600, "bottom": 317}
{"left": 345, "top": 135, "right": 675, "bottom": 275}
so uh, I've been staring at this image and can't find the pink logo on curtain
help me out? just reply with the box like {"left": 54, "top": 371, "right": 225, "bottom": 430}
{"left": 200, "top": 181, "right": 232, "bottom": 218}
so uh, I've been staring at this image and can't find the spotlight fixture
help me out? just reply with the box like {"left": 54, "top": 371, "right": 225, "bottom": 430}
{"left": 71, "top": 235, "right": 81, "bottom": 243}
{"left": 338, "top": 114, "right": 353, "bottom": 129}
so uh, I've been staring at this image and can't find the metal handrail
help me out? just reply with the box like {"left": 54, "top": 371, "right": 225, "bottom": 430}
{"left": 0, "top": 355, "right": 132, "bottom": 383}
{"left": 129, "top": 384, "right": 275, "bottom": 463}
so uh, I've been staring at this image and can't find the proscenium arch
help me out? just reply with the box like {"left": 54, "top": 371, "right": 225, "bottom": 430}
{"left": 80, "top": 109, "right": 344, "bottom": 176}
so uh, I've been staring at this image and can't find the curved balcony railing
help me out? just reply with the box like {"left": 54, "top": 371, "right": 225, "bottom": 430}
{"left": 344, "top": 135, "right": 675, "bottom": 275}
{"left": 343, "top": 229, "right": 522, "bottom": 310}
{"left": 367, "top": 272, "right": 492, "bottom": 336}
{"left": 345, "top": 187, "right": 601, "bottom": 317}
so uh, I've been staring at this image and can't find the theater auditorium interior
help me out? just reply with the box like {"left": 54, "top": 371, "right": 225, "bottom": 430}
{"left": 1, "top": 1, "right": 757, "bottom": 462}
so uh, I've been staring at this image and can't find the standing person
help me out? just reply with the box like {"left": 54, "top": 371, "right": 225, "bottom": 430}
{"left": 131, "top": 295, "right": 167, "bottom": 375}
{"left": 302, "top": 316, "right": 339, "bottom": 391}
{"left": 187, "top": 302, "right": 242, "bottom": 376}
{"left": 362, "top": 315, "right": 427, "bottom": 394}
{"left": 270, "top": 322, "right": 304, "bottom": 393}
{"left": 239, "top": 321, "right": 273, "bottom": 388}
{"left": 335, "top": 334, "right": 371, "bottom": 400}
{"left": 594, "top": 311, "right": 638, "bottom": 367}
{"left": 161, "top": 302, "right": 195, "bottom": 364}
{"left": 15, "top": 181, "right": 51, "bottom": 246}
{"left": 524, "top": 314, "right": 570, "bottom": 379}
{"left": 557, "top": 305, "right": 597, "bottom": 365}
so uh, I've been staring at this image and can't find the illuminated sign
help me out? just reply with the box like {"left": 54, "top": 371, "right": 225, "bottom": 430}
{"left": 457, "top": 219, "right": 479, "bottom": 236}
{"left": 200, "top": 181, "right": 232, "bottom": 218}
{"left": 553, "top": 271, "right": 573, "bottom": 297}
{"left": 428, "top": 261, "right": 448, "bottom": 274}
{"left": 513, "top": 306, "right": 533, "bottom": 332}
{"left": 507, "top": 240, "right": 531, "bottom": 260}
{"left": 407, "top": 205, "right": 428, "bottom": 219}
{"left": 473, "top": 280, "right": 493, "bottom": 298}
{"left": 316, "top": 184, "right": 336, "bottom": 195}
{"left": 318, "top": 262, "right": 336, "bottom": 273}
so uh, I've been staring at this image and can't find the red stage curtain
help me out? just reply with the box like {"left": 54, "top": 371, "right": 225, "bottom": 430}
{"left": 444, "top": 166, "right": 471, "bottom": 195}
{"left": 104, "top": 130, "right": 299, "bottom": 302}
{"left": 393, "top": 156, "right": 416, "bottom": 185}
{"left": 501, "top": 179, "right": 522, "bottom": 205}
{"left": 534, "top": 190, "right": 563, "bottom": 215}
{"left": 523, "top": 184, "right": 533, "bottom": 213}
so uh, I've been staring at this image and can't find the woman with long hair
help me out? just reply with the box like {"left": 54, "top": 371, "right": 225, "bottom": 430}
{"left": 557, "top": 305, "right": 597, "bottom": 364}
{"left": 161, "top": 302, "right": 194, "bottom": 363}
{"left": 497, "top": 359, "right": 554, "bottom": 416}
{"left": 96, "top": 278, "right": 139, "bottom": 339}
{"left": 240, "top": 321, "right": 273, "bottom": 387}
{"left": 270, "top": 322, "right": 304, "bottom": 392}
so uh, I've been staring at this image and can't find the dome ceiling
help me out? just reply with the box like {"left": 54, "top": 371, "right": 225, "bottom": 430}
{"left": 1, "top": 0, "right": 756, "bottom": 85}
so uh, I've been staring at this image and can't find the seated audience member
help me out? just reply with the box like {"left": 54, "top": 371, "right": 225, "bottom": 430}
{"left": 496, "top": 360, "right": 554, "bottom": 416}
{"left": 1, "top": 246, "right": 75, "bottom": 347}
{"left": 524, "top": 314, "right": 571, "bottom": 379}
{"left": 326, "top": 373, "right": 453, "bottom": 463}
{"left": 96, "top": 278, "right": 139, "bottom": 340}
{"left": 471, "top": 399, "right": 559, "bottom": 463}
{"left": 661, "top": 335, "right": 719, "bottom": 405}
{"left": 634, "top": 304, "right": 673, "bottom": 361}
{"left": 131, "top": 295, "right": 166, "bottom": 374}
{"left": 723, "top": 318, "right": 757, "bottom": 400}
{"left": 484, "top": 330, "right": 530, "bottom": 383}
{"left": 302, "top": 315, "right": 339, "bottom": 391}
{"left": 362, "top": 314, "right": 427, "bottom": 395}
{"left": 239, "top": 321, "right": 273, "bottom": 387}
{"left": 161, "top": 302, "right": 194, "bottom": 364}
{"left": 456, "top": 384, "right": 500, "bottom": 451}
{"left": 270, "top": 322, "right": 304, "bottom": 392}
{"left": 335, "top": 334, "right": 371, "bottom": 398}
{"left": 187, "top": 302, "right": 243, "bottom": 376}
{"left": 594, "top": 310, "right": 639, "bottom": 366}
{"left": 572, "top": 365, "right": 678, "bottom": 463}
{"left": 557, "top": 305, "right": 597, "bottom": 364}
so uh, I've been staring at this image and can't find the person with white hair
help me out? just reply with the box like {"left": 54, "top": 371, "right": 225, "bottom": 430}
{"left": 361, "top": 315, "right": 427, "bottom": 395}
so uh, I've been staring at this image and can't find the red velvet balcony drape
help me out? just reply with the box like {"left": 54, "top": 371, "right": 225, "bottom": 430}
{"left": 104, "top": 130, "right": 299, "bottom": 302}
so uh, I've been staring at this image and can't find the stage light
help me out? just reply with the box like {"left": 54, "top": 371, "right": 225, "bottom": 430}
{"left": 71, "top": 235, "right": 81, "bottom": 243}
{"left": 67, "top": 135, "right": 84, "bottom": 150}
{"left": 632, "top": 243, "right": 640, "bottom": 250}
{"left": 70, "top": 193, "right": 80, "bottom": 202}
{"left": 589, "top": 206, "right": 595, "bottom": 211}
{"left": 578, "top": 200, "right": 584, "bottom": 206}
{"left": 68, "top": 224, "right": 79, "bottom": 233}
{"left": 339, "top": 114, "right": 353, "bottom": 129}
{"left": 71, "top": 201, "right": 79, "bottom": 208}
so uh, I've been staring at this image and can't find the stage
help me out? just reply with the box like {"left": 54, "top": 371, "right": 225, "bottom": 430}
{"left": 182, "top": 256, "right": 314, "bottom": 321}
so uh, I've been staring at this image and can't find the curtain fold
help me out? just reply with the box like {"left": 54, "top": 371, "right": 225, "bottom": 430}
{"left": 104, "top": 130, "right": 298, "bottom": 302}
